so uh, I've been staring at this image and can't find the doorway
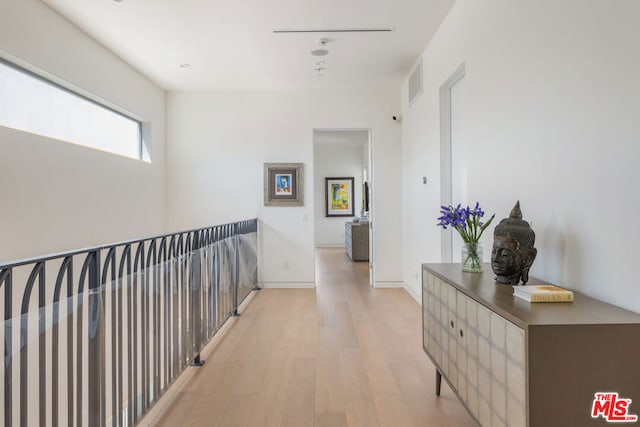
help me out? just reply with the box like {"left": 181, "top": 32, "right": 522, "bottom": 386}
{"left": 440, "top": 64, "right": 466, "bottom": 262}
{"left": 312, "top": 129, "right": 373, "bottom": 286}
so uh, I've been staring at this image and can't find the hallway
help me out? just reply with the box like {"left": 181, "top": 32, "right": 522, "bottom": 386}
{"left": 153, "top": 248, "right": 476, "bottom": 426}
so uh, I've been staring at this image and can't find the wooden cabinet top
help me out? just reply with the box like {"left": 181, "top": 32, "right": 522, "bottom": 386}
{"left": 423, "top": 263, "right": 640, "bottom": 329}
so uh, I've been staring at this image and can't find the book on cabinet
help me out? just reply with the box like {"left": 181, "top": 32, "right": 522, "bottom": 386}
{"left": 513, "top": 285, "right": 574, "bottom": 303}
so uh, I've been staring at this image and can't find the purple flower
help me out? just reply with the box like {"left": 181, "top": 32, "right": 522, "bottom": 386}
{"left": 436, "top": 202, "right": 495, "bottom": 244}
{"left": 437, "top": 204, "right": 469, "bottom": 229}
{"left": 472, "top": 202, "right": 484, "bottom": 218}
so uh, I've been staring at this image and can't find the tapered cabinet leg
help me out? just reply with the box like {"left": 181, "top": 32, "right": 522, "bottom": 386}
{"left": 435, "top": 369, "right": 442, "bottom": 396}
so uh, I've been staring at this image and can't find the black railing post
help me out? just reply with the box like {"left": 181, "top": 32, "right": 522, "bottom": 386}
{"left": 2, "top": 269, "right": 12, "bottom": 427}
{"left": 232, "top": 224, "right": 240, "bottom": 317}
{"left": 87, "top": 250, "right": 105, "bottom": 426}
{"left": 252, "top": 220, "right": 261, "bottom": 291}
{"left": 190, "top": 235, "right": 204, "bottom": 366}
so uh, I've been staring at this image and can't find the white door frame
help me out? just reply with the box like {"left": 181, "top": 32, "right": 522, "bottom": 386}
{"left": 439, "top": 64, "right": 466, "bottom": 262}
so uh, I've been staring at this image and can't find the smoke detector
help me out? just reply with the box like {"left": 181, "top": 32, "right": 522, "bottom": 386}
{"left": 311, "top": 38, "right": 330, "bottom": 56}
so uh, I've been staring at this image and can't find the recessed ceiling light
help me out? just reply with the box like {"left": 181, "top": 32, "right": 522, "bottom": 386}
{"left": 311, "top": 49, "right": 329, "bottom": 57}
{"left": 113, "top": 0, "right": 124, "bottom": 2}
{"left": 180, "top": 63, "right": 191, "bottom": 68}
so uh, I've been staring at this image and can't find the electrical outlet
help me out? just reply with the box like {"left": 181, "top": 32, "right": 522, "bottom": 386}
{"left": 284, "top": 260, "right": 290, "bottom": 269}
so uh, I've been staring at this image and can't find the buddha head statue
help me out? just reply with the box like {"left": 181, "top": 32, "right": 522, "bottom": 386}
{"left": 491, "top": 201, "right": 537, "bottom": 285}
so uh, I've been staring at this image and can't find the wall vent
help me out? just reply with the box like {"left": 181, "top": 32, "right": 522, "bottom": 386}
{"left": 408, "top": 58, "right": 423, "bottom": 107}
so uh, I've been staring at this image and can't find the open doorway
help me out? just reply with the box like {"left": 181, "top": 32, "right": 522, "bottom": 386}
{"left": 312, "top": 129, "right": 373, "bottom": 286}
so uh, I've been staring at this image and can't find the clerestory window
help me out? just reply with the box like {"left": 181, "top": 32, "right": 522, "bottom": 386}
{"left": 0, "top": 57, "right": 148, "bottom": 161}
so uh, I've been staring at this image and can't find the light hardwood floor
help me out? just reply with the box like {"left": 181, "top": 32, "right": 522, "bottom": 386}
{"left": 154, "top": 248, "right": 477, "bottom": 427}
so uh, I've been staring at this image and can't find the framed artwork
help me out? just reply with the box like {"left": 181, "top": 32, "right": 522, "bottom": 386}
{"left": 264, "top": 163, "right": 304, "bottom": 206}
{"left": 325, "top": 177, "right": 354, "bottom": 217}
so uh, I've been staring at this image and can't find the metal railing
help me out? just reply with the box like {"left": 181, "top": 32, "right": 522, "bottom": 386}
{"left": 0, "top": 219, "right": 258, "bottom": 426}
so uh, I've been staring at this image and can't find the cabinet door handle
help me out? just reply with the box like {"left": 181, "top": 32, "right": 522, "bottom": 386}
{"left": 450, "top": 320, "right": 454, "bottom": 328}
{"left": 459, "top": 329, "right": 464, "bottom": 338}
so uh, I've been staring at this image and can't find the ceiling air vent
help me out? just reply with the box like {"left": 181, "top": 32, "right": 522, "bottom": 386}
{"left": 408, "top": 58, "right": 423, "bottom": 107}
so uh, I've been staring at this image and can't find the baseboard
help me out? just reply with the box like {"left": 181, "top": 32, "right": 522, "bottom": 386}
{"left": 260, "top": 281, "right": 315, "bottom": 289}
{"left": 315, "top": 244, "right": 345, "bottom": 248}
{"left": 373, "top": 281, "right": 403, "bottom": 288}
{"left": 402, "top": 282, "right": 422, "bottom": 305}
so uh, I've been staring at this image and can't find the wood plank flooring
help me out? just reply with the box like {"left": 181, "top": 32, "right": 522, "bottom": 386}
{"left": 153, "top": 248, "right": 477, "bottom": 427}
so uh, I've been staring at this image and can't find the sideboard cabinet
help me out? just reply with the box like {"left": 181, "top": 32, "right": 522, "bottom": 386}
{"left": 345, "top": 222, "right": 369, "bottom": 261}
{"left": 422, "top": 263, "right": 640, "bottom": 427}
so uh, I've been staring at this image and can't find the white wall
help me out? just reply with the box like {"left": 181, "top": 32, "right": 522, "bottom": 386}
{"left": 166, "top": 89, "right": 402, "bottom": 288}
{"left": 401, "top": 0, "right": 640, "bottom": 312}
{"left": 313, "top": 141, "right": 365, "bottom": 247}
{"left": 0, "top": 0, "right": 166, "bottom": 263}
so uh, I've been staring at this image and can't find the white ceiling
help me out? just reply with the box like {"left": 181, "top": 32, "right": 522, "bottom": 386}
{"left": 42, "top": 0, "right": 455, "bottom": 91}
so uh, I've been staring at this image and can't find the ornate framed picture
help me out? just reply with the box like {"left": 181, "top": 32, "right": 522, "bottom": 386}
{"left": 325, "top": 177, "right": 354, "bottom": 217}
{"left": 264, "top": 163, "right": 304, "bottom": 206}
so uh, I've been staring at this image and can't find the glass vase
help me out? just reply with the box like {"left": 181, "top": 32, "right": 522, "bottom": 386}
{"left": 462, "top": 242, "right": 483, "bottom": 272}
